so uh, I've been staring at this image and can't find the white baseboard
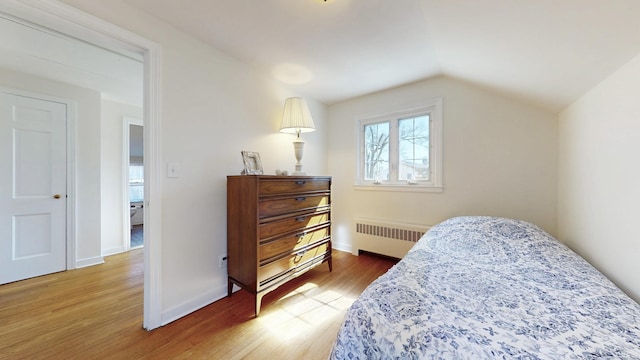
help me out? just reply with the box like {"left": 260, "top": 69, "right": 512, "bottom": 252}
{"left": 101, "top": 246, "right": 125, "bottom": 257}
{"left": 161, "top": 287, "right": 229, "bottom": 326}
{"left": 75, "top": 255, "right": 104, "bottom": 269}
{"left": 332, "top": 242, "right": 352, "bottom": 254}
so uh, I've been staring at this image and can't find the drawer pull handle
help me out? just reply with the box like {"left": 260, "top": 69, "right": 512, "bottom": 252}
{"left": 295, "top": 180, "right": 306, "bottom": 185}
{"left": 297, "top": 232, "right": 307, "bottom": 240}
{"left": 295, "top": 216, "right": 307, "bottom": 222}
{"left": 294, "top": 196, "right": 306, "bottom": 202}
{"left": 296, "top": 249, "right": 307, "bottom": 257}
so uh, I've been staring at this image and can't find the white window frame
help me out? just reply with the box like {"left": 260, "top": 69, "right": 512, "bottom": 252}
{"left": 355, "top": 98, "right": 443, "bottom": 192}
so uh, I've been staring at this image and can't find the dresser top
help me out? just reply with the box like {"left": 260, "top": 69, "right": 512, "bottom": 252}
{"left": 227, "top": 175, "right": 331, "bottom": 180}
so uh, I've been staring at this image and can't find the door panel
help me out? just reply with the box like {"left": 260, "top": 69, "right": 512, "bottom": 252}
{"left": 0, "top": 92, "right": 67, "bottom": 284}
{"left": 15, "top": 128, "right": 52, "bottom": 196}
{"left": 14, "top": 213, "right": 51, "bottom": 258}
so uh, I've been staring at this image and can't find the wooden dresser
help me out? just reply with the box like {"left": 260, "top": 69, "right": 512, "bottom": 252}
{"left": 226, "top": 175, "right": 332, "bottom": 316}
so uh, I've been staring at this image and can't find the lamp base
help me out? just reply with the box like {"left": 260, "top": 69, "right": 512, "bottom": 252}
{"left": 291, "top": 139, "right": 306, "bottom": 176}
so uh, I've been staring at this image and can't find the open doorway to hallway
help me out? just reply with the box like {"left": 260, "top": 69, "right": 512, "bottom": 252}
{"left": 127, "top": 120, "right": 144, "bottom": 249}
{"left": 1, "top": 0, "right": 164, "bottom": 330}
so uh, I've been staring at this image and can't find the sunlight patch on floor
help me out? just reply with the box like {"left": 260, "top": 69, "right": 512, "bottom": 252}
{"left": 256, "top": 281, "right": 358, "bottom": 341}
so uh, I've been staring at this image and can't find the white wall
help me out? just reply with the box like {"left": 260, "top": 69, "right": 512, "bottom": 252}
{"left": 558, "top": 54, "right": 640, "bottom": 302}
{"left": 100, "top": 99, "right": 143, "bottom": 255}
{"left": 328, "top": 76, "right": 558, "bottom": 254}
{"left": 59, "top": 0, "right": 328, "bottom": 324}
{"left": 0, "top": 67, "right": 103, "bottom": 267}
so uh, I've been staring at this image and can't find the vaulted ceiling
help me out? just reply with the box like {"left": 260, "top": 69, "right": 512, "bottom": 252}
{"left": 124, "top": 0, "right": 640, "bottom": 112}
{"left": 3, "top": 1, "right": 640, "bottom": 112}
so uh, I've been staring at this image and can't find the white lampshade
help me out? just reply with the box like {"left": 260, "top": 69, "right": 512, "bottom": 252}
{"left": 280, "top": 97, "right": 315, "bottom": 135}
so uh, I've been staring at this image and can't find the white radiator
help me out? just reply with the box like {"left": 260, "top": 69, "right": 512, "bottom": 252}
{"left": 353, "top": 217, "right": 431, "bottom": 259}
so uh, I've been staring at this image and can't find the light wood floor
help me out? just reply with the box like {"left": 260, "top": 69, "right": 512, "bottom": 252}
{"left": 0, "top": 249, "right": 397, "bottom": 360}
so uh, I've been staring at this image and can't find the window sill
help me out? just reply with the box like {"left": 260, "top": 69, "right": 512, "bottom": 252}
{"left": 354, "top": 184, "right": 444, "bottom": 193}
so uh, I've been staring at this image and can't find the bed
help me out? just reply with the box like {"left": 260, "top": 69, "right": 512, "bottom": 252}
{"left": 330, "top": 216, "right": 640, "bottom": 359}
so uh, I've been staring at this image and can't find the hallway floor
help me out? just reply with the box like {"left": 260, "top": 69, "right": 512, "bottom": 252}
{"left": 131, "top": 224, "right": 143, "bottom": 248}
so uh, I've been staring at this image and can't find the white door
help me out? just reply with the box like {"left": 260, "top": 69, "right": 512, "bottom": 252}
{"left": 0, "top": 91, "right": 67, "bottom": 284}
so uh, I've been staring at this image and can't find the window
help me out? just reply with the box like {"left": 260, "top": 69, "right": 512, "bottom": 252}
{"left": 129, "top": 162, "right": 144, "bottom": 202}
{"left": 357, "top": 98, "right": 442, "bottom": 191}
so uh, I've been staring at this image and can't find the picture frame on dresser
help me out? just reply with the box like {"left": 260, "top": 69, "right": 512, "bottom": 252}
{"left": 241, "top": 151, "right": 263, "bottom": 175}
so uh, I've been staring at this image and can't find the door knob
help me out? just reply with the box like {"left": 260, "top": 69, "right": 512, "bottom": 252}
{"left": 53, "top": 194, "right": 61, "bottom": 199}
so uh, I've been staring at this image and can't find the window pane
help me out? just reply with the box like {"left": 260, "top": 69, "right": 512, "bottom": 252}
{"left": 130, "top": 164, "right": 144, "bottom": 202}
{"left": 130, "top": 184, "right": 144, "bottom": 202}
{"left": 130, "top": 164, "right": 144, "bottom": 183}
{"left": 364, "top": 122, "right": 389, "bottom": 181}
{"left": 398, "top": 115, "right": 430, "bottom": 181}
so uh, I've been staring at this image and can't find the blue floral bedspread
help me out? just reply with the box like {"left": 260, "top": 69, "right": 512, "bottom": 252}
{"left": 330, "top": 216, "right": 640, "bottom": 359}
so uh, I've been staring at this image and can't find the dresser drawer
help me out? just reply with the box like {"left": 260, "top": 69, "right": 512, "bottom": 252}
{"left": 259, "top": 194, "right": 329, "bottom": 218}
{"left": 259, "top": 178, "right": 330, "bottom": 195}
{"left": 260, "top": 211, "right": 329, "bottom": 239}
{"left": 259, "top": 225, "right": 329, "bottom": 262}
{"left": 259, "top": 241, "right": 330, "bottom": 285}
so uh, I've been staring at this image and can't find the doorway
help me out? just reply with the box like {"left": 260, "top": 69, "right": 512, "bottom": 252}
{"left": 124, "top": 117, "right": 144, "bottom": 250}
{"left": 0, "top": 1, "right": 163, "bottom": 330}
